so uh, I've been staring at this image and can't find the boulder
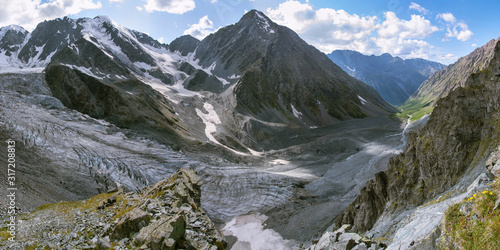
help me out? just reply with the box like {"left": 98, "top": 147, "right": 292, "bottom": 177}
{"left": 111, "top": 208, "right": 151, "bottom": 240}
{"left": 133, "top": 212, "right": 186, "bottom": 250}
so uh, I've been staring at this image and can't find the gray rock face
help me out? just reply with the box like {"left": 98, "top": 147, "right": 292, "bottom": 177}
{"left": 328, "top": 50, "right": 445, "bottom": 105}
{"left": 112, "top": 208, "right": 152, "bottom": 239}
{"left": 168, "top": 35, "right": 199, "bottom": 56}
{"left": 309, "top": 224, "right": 384, "bottom": 250}
{"left": 403, "top": 36, "right": 500, "bottom": 112}
{"left": 337, "top": 38, "right": 500, "bottom": 233}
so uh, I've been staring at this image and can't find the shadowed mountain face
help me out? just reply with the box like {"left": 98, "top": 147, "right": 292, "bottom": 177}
{"left": 194, "top": 11, "right": 396, "bottom": 127}
{"left": 328, "top": 50, "right": 445, "bottom": 106}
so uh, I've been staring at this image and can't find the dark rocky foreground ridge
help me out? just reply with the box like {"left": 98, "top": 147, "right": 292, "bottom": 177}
{"left": 0, "top": 168, "right": 226, "bottom": 249}
{"left": 335, "top": 36, "right": 500, "bottom": 247}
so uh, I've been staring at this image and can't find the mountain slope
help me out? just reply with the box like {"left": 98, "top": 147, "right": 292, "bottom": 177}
{"left": 194, "top": 10, "right": 396, "bottom": 128}
{"left": 328, "top": 50, "right": 445, "bottom": 105}
{"left": 400, "top": 36, "right": 500, "bottom": 119}
{"left": 336, "top": 38, "right": 500, "bottom": 242}
{"left": 45, "top": 38, "right": 190, "bottom": 147}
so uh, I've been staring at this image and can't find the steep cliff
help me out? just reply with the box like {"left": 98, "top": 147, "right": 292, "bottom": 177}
{"left": 337, "top": 38, "right": 500, "bottom": 233}
{"left": 401, "top": 37, "right": 499, "bottom": 119}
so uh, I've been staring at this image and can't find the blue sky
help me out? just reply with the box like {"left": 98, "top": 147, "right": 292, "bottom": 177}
{"left": 1, "top": 0, "right": 499, "bottom": 64}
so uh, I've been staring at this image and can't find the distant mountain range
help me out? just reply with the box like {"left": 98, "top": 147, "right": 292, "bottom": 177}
{"left": 0, "top": 10, "right": 395, "bottom": 154}
{"left": 328, "top": 50, "right": 445, "bottom": 105}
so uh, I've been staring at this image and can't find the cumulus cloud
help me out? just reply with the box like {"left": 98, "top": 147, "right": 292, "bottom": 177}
{"left": 143, "top": 0, "right": 195, "bottom": 14}
{"left": 373, "top": 37, "right": 433, "bottom": 59}
{"left": 437, "top": 53, "right": 458, "bottom": 62}
{"left": 437, "top": 12, "right": 473, "bottom": 41}
{"left": 266, "top": 1, "right": 378, "bottom": 51}
{"left": 378, "top": 12, "right": 439, "bottom": 39}
{"left": 265, "top": 1, "right": 440, "bottom": 59}
{"left": 109, "top": 0, "right": 124, "bottom": 3}
{"left": 409, "top": 2, "right": 429, "bottom": 15}
{"left": 437, "top": 12, "right": 456, "bottom": 23}
{"left": 0, "top": 0, "right": 102, "bottom": 30}
{"left": 183, "top": 15, "right": 216, "bottom": 40}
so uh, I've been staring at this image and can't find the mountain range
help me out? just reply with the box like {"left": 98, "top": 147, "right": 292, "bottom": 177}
{"left": 1, "top": 8, "right": 499, "bottom": 250}
{"left": 328, "top": 50, "right": 445, "bottom": 105}
{"left": 0, "top": 10, "right": 395, "bottom": 154}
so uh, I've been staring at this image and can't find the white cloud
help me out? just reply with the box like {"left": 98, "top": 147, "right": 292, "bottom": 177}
{"left": 183, "top": 15, "right": 216, "bottom": 40}
{"left": 472, "top": 43, "right": 477, "bottom": 47}
{"left": 136, "top": 6, "right": 143, "bottom": 11}
{"left": 373, "top": 37, "right": 433, "bottom": 59}
{"left": 438, "top": 13, "right": 473, "bottom": 41}
{"left": 378, "top": 12, "right": 439, "bottom": 39}
{"left": 143, "top": 0, "right": 195, "bottom": 14}
{"left": 109, "top": 0, "right": 124, "bottom": 3}
{"left": 266, "top": 1, "right": 378, "bottom": 51}
{"left": 157, "top": 37, "right": 164, "bottom": 43}
{"left": 0, "top": 0, "right": 102, "bottom": 31}
{"left": 437, "top": 53, "right": 458, "bottom": 62}
{"left": 265, "top": 1, "right": 440, "bottom": 59}
{"left": 409, "top": 2, "right": 428, "bottom": 14}
{"left": 437, "top": 12, "right": 456, "bottom": 23}
{"left": 456, "top": 28, "right": 473, "bottom": 41}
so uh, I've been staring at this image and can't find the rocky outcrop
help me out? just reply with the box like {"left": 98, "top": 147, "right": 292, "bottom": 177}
{"left": 337, "top": 38, "right": 500, "bottom": 233}
{"left": 402, "top": 36, "right": 500, "bottom": 115}
{"left": 309, "top": 224, "right": 387, "bottom": 250}
{"left": 0, "top": 168, "right": 226, "bottom": 249}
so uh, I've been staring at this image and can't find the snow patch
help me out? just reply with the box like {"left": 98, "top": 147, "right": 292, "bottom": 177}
{"left": 346, "top": 65, "right": 356, "bottom": 72}
{"left": 358, "top": 95, "right": 367, "bottom": 105}
{"left": 222, "top": 213, "right": 293, "bottom": 250}
{"left": 195, "top": 103, "right": 258, "bottom": 156}
{"left": 62, "top": 64, "right": 105, "bottom": 80}
{"left": 269, "top": 159, "right": 290, "bottom": 165}
{"left": 195, "top": 103, "right": 223, "bottom": 145}
{"left": 134, "top": 61, "right": 153, "bottom": 71}
{"left": 254, "top": 11, "right": 275, "bottom": 34}
{"left": 0, "top": 67, "right": 44, "bottom": 74}
{"left": 228, "top": 74, "right": 241, "bottom": 79}
{"left": 291, "top": 104, "right": 303, "bottom": 119}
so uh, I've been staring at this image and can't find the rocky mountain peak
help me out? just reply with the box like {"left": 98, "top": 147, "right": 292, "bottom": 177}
{"left": 0, "top": 25, "right": 28, "bottom": 57}
{"left": 168, "top": 35, "right": 199, "bottom": 56}
{"left": 0, "top": 24, "right": 27, "bottom": 39}
{"left": 239, "top": 9, "right": 277, "bottom": 34}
